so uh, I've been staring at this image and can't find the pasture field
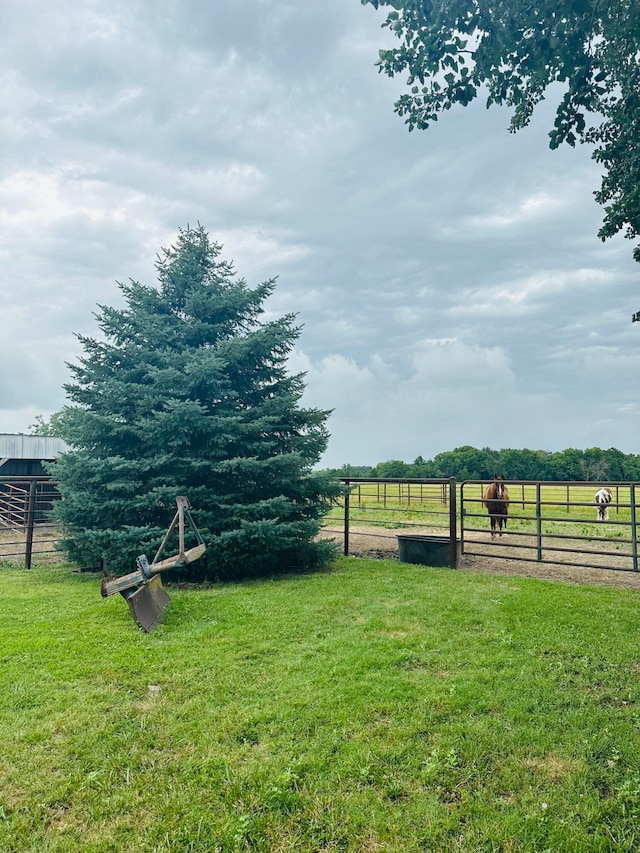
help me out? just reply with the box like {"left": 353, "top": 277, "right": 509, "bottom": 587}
{"left": 2, "top": 558, "right": 640, "bottom": 851}
{"left": 324, "top": 481, "right": 637, "bottom": 540}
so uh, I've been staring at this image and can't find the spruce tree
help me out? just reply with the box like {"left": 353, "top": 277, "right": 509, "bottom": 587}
{"left": 52, "top": 225, "right": 340, "bottom": 580}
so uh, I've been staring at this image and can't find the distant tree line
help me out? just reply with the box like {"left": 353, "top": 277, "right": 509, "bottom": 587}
{"left": 321, "top": 446, "right": 640, "bottom": 482}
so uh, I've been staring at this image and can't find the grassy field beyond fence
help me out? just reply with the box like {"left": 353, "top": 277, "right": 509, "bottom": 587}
{"left": 323, "top": 481, "right": 638, "bottom": 549}
{"left": 2, "top": 558, "right": 640, "bottom": 852}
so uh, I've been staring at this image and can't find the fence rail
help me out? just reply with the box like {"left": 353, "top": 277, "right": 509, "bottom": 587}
{"left": 323, "top": 477, "right": 640, "bottom": 574}
{"left": 5, "top": 475, "right": 640, "bottom": 574}
{"left": 460, "top": 480, "right": 638, "bottom": 572}
{"left": 321, "top": 477, "right": 458, "bottom": 565}
{"left": 0, "top": 477, "right": 61, "bottom": 568}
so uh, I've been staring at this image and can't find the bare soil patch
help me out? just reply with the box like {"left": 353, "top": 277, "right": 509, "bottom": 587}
{"left": 319, "top": 524, "right": 640, "bottom": 591}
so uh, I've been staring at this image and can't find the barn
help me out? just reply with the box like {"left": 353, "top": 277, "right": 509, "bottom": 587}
{"left": 0, "top": 435, "right": 69, "bottom": 527}
{"left": 0, "top": 434, "right": 69, "bottom": 477}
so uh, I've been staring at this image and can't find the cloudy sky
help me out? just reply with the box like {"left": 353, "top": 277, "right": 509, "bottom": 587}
{"left": 2, "top": 0, "right": 638, "bottom": 468}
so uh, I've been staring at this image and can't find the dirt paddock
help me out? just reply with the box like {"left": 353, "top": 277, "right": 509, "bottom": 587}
{"left": 319, "top": 525, "right": 640, "bottom": 591}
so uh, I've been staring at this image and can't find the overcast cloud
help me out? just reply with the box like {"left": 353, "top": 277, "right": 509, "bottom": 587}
{"left": 2, "top": 0, "right": 638, "bottom": 468}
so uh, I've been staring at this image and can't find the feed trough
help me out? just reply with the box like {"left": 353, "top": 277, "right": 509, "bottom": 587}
{"left": 101, "top": 496, "right": 206, "bottom": 631}
{"left": 396, "top": 534, "right": 460, "bottom": 568}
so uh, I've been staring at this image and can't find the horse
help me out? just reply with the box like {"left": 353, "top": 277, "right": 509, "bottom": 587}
{"left": 595, "top": 487, "right": 612, "bottom": 521}
{"left": 483, "top": 475, "right": 510, "bottom": 538}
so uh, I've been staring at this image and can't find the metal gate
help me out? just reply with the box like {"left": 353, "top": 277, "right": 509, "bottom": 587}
{"left": 322, "top": 478, "right": 458, "bottom": 564}
{"left": 460, "top": 480, "right": 639, "bottom": 572}
{"left": 0, "top": 477, "right": 61, "bottom": 569}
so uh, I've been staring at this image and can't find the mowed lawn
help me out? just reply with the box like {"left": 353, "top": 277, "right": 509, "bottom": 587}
{"left": 2, "top": 558, "right": 640, "bottom": 852}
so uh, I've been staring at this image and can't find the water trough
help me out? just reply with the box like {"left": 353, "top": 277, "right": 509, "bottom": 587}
{"left": 397, "top": 534, "right": 461, "bottom": 568}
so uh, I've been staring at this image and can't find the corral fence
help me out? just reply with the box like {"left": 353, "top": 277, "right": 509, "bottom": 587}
{"left": 0, "top": 476, "right": 61, "bottom": 569}
{"left": 323, "top": 477, "right": 458, "bottom": 564}
{"left": 323, "top": 477, "right": 640, "bottom": 573}
{"left": 4, "top": 475, "right": 638, "bottom": 574}
{"left": 461, "top": 480, "right": 638, "bottom": 573}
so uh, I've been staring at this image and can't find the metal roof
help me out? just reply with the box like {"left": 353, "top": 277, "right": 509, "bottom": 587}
{"left": 0, "top": 434, "right": 70, "bottom": 460}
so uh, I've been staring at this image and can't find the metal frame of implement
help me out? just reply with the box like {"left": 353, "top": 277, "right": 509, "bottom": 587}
{"left": 101, "top": 496, "right": 206, "bottom": 631}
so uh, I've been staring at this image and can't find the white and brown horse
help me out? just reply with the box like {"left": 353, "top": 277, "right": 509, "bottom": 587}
{"left": 595, "top": 487, "right": 613, "bottom": 521}
{"left": 483, "top": 475, "right": 510, "bottom": 538}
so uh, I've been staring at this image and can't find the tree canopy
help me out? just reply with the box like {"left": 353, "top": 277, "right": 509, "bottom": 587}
{"left": 51, "top": 225, "right": 340, "bottom": 580}
{"left": 320, "top": 445, "right": 640, "bottom": 481}
{"left": 363, "top": 0, "right": 640, "bottom": 296}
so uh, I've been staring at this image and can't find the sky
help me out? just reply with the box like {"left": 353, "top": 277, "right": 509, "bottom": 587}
{"left": 2, "top": 0, "right": 638, "bottom": 469}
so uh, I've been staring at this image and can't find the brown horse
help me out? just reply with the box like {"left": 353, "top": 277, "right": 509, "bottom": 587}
{"left": 483, "top": 475, "right": 510, "bottom": 538}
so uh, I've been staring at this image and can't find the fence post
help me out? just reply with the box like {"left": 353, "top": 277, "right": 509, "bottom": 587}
{"left": 459, "top": 482, "right": 465, "bottom": 554}
{"left": 631, "top": 484, "right": 637, "bottom": 572}
{"left": 344, "top": 486, "right": 350, "bottom": 557}
{"left": 536, "top": 482, "right": 542, "bottom": 562}
{"left": 449, "top": 478, "right": 458, "bottom": 568}
{"left": 24, "top": 479, "right": 37, "bottom": 570}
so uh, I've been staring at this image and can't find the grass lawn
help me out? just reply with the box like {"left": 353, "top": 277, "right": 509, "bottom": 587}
{"left": 2, "top": 557, "right": 640, "bottom": 852}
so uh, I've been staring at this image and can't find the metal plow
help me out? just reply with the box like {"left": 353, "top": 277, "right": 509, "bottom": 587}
{"left": 101, "top": 496, "right": 206, "bottom": 632}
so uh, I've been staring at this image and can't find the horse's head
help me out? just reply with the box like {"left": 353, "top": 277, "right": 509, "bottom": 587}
{"left": 493, "top": 475, "right": 506, "bottom": 500}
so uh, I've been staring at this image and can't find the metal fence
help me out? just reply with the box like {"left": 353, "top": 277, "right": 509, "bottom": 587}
{"left": 323, "top": 477, "right": 640, "bottom": 574}
{"left": 0, "top": 476, "right": 61, "bottom": 569}
{"left": 321, "top": 478, "right": 458, "bottom": 565}
{"left": 460, "top": 480, "right": 639, "bottom": 572}
{"left": 5, "top": 475, "right": 639, "bottom": 574}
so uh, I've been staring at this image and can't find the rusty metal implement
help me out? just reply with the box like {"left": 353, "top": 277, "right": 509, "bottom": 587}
{"left": 101, "top": 496, "right": 206, "bottom": 631}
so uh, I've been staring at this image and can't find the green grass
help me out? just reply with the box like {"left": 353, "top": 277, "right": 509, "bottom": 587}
{"left": 2, "top": 558, "right": 640, "bottom": 851}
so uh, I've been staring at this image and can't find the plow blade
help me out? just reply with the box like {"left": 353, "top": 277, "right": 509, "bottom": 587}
{"left": 126, "top": 575, "right": 171, "bottom": 633}
{"left": 101, "top": 496, "right": 205, "bottom": 631}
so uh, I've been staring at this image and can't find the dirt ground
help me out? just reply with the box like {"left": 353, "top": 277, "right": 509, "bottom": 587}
{"left": 319, "top": 525, "right": 640, "bottom": 591}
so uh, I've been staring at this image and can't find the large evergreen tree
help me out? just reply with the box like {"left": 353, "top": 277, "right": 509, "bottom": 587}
{"left": 52, "top": 225, "right": 340, "bottom": 580}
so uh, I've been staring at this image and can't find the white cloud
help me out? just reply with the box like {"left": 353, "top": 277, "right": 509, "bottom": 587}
{"left": 450, "top": 268, "right": 616, "bottom": 317}
{"left": 466, "top": 191, "right": 565, "bottom": 231}
{"left": 1, "top": 0, "right": 637, "bottom": 468}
